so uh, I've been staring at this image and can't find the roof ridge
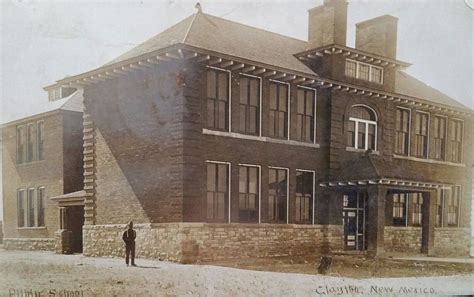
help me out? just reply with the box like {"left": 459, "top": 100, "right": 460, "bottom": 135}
{"left": 182, "top": 12, "right": 199, "bottom": 44}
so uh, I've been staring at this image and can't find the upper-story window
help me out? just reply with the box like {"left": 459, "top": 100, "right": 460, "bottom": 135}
{"left": 296, "top": 87, "right": 316, "bottom": 143}
{"left": 206, "top": 68, "right": 230, "bottom": 131}
{"left": 412, "top": 112, "right": 429, "bottom": 158}
{"left": 16, "top": 126, "right": 26, "bottom": 164}
{"left": 449, "top": 119, "right": 463, "bottom": 163}
{"left": 432, "top": 115, "right": 447, "bottom": 160}
{"left": 395, "top": 107, "right": 410, "bottom": 155}
{"left": 48, "top": 88, "right": 62, "bottom": 101}
{"left": 239, "top": 75, "right": 260, "bottom": 135}
{"left": 345, "top": 59, "right": 383, "bottom": 84}
{"left": 16, "top": 121, "right": 44, "bottom": 164}
{"left": 269, "top": 81, "right": 289, "bottom": 139}
{"left": 347, "top": 105, "right": 377, "bottom": 151}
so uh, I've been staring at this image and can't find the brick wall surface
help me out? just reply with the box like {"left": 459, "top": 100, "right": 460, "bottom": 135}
{"left": 384, "top": 226, "right": 422, "bottom": 253}
{"left": 434, "top": 228, "right": 470, "bottom": 257}
{"left": 3, "top": 238, "right": 55, "bottom": 251}
{"left": 83, "top": 223, "right": 343, "bottom": 263}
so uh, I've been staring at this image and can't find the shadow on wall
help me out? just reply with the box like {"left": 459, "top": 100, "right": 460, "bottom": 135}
{"left": 86, "top": 62, "right": 188, "bottom": 223}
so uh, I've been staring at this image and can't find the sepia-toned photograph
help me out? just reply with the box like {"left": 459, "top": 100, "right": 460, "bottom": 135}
{"left": 0, "top": 0, "right": 473, "bottom": 296}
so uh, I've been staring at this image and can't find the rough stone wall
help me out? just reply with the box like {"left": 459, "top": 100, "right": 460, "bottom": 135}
{"left": 434, "top": 228, "right": 470, "bottom": 257}
{"left": 83, "top": 223, "right": 343, "bottom": 263}
{"left": 4, "top": 238, "right": 55, "bottom": 251}
{"left": 384, "top": 226, "right": 422, "bottom": 253}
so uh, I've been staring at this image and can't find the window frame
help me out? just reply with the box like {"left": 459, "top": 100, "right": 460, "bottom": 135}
{"left": 447, "top": 185, "right": 461, "bottom": 227}
{"left": 17, "top": 189, "right": 26, "bottom": 228}
{"left": 268, "top": 166, "right": 290, "bottom": 224}
{"left": 27, "top": 187, "right": 36, "bottom": 227}
{"left": 344, "top": 59, "right": 384, "bottom": 84}
{"left": 37, "top": 186, "right": 45, "bottom": 227}
{"left": 394, "top": 106, "right": 411, "bottom": 156}
{"left": 432, "top": 114, "right": 448, "bottom": 161}
{"left": 410, "top": 193, "right": 423, "bottom": 226}
{"left": 347, "top": 104, "right": 378, "bottom": 151}
{"left": 449, "top": 118, "right": 464, "bottom": 163}
{"left": 238, "top": 73, "right": 262, "bottom": 136}
{"left": 295, "top": 86, "right": 317, "bottom": 144}
{"left": 37, "top": 120, "right": 45, "bottom": 161}
{"left": 295, "top": 169, "right": 315, "bottom": 225}
{"left": 206, "top": 160, "right": 231, "bottom": 223}
{"left": 412, "top": 111, "right": 430, "bottom": 159}
{"left": 16, "top": 125, "right": 26, "bottom": 164}
{"left": 238, "top": 164, "right": 262, "bottom": 223}
{"left": 392, "top": 193, "right": 408, "bottom": 227}
{"left": 206, "top": 66, "right": 231, "bottom": 132}
{"left": 26, "top": 123, "right": 36, "bottom": 163}
{"left": 268, "top": 80, "right": 290, "bottom": 140}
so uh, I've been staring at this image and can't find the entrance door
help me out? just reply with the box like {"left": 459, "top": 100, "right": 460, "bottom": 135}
{"left": 342, "top": 192, "right": 367, "bottom": 251}
{"left": 64, "top": 206, "right": 84, "bottom": 253}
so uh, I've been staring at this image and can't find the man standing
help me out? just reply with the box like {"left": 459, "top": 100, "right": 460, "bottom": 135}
{"left": 122, "top": 221, "right": 136, "bottom": 266}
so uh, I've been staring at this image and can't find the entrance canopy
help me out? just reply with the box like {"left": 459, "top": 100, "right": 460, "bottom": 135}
{"left": 320, "top": 154, "right": 453, "bottom": 190}
{"left": 50, "top": 190, "right": 85, "bottom": 207}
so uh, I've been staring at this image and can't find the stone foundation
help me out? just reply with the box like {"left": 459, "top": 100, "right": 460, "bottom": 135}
{"left": 434, "top": 228, "right": 470, "bottom": 257}
{"left": 83, "top": 223, "right": 344, "bottom": 263}
{"left": 3, "top": 238, "right": 55, "bottom": 251}
{"left": 384, "top": 226, "right": 422, "bottom": 253}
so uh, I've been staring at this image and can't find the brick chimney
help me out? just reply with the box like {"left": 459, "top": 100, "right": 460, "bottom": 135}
{"left": 355, "top": 15, "right": 398, "bottom": 59}
{"left": 307, "top": 0, "right": 348, "bottom": 49}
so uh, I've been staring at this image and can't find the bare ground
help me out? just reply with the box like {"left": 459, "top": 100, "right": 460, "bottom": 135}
{"left": 0, "top": 250, "right": 473, "bottom": 296}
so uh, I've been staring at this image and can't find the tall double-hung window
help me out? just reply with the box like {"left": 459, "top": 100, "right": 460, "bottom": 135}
{"left": 206, "top": 69, "right": 229, "bottom": 131}
{"left": 295, "top": 170, "right": 314, "bottom": 224}
{"left": 449, "top": 120, "right": 463, "bottom": 163}
{"left": 269, "top": 82, "right": 289, "bottom": 139}
{"left": 239, "top": 75, "right": 260, "bottom": 135}
{"left": 206, "top": 162, "right": 229, "bottom": 223}
{"left": 413, "top": 112, "right": 429, "bottom": 158}
{"left": 296, "top": 88, "right": 316, "bottom": 143}
{"left": 238, "top": 165, "right": 260, "bottom": 223}
{"left": 347, "top": 105, "right": 377, "bottom": 151}
{"left": 268, "top": 167, "right": 288, "bottom": 223}
{"left": 395, "top": 108, "right": 410, "bottom": 155}
{"left": 432, "top": 115, "right": 447, "bottom": 160}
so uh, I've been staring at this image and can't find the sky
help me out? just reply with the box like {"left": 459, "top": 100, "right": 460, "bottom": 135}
{"left": 0, "top": 0, "right": 472, "bottom": 221}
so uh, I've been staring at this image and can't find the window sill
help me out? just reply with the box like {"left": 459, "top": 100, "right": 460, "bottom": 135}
{"left": 393, "top": 155, "right": 465, "bottom": 167}
{"left": 202, "top": 129, "right": 320, "bottom": 148}
{"left": 16, "top": 160, "right": 45, "bottom": 167}
{"left": 17, "top": 227, "right": 47, "bottom": 230}
{"left": 345, "top": 147, "right": 379, "bottom": 155}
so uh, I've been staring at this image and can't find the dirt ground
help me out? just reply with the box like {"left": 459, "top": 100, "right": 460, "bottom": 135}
{"left": 205, "top": 254, "right": 474, "bottom": 278}
{"left": 0, "top": 250, "right": 473, "bottom": 296}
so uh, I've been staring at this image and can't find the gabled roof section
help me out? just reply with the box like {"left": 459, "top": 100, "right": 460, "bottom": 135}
{"left": 1, "top": 90, "right": 83, "bottom": 126}
{"left": 104, "top": 12, "right": 313, "bottom": 74}
{"left": 395, "top": 71, "right": 468, "bottom": 110}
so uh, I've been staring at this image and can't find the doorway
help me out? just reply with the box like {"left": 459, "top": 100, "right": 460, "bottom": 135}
{"left": 342, "top": 192, "right": 367, "bottom": 251}
{"left": 61, "top": 206, "right": 85, "bottom": 253}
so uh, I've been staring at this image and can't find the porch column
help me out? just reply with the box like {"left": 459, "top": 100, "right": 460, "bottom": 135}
{"left": 367, "top": 185, "right": 387, "bottom": 257}
{"left": 421, "top": 190, "right": 437, "bottom": 256}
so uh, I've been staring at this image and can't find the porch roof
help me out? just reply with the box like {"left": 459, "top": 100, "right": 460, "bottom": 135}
{"left": 50, "top": 190, "right": 85, "bottom": 206}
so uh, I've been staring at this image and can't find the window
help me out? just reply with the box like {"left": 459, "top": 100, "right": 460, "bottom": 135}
{"left": 449, "top": 120, "right": 463, "bottom": 163}
{"left": 269, "top": 82, "right": 289, "bottom": 139}
{"left": 436, "top": 189, "right": 446, "bottom": 227}
{"left": 27, "top": 123, "right": 36, "bottom": 162}
{"left": 17, "top": 189, "right": 25, "bottom": 227}
{"left": 296, "top": 88, "right": 316, "bottom": 143}
{"left": 295, "top": 171, "right": 314, "bottom": 224}
{"left": 395, "top": 108, "right": 410, "bottom": 155}
{"left": 48, "top": 88, "right": 62, "bottom": 101}
{"left": 447, "top": 186, "right": 460, "bottom": 226}
{"left": 432, "top": 116, "right": 447, "bottom": 160}
{"left": 37, "top": 121, "right": 44, "bottom": 161}
{"left": 268, "top": 167, "right": 288, "bottom": 223}
{"left": 347, "top": 105, "right": 377, "bottom": 151}
{"left": 206, "top": 69, "right": 229, "bottom": 131}
{"left": 16, "top": 126, "right": 26, "bottom": 164}
{"left": 413, "top": 112, "right": 429, "bottom": 158}
{"left": 206, "top": 162, "right": 229, "bottom": 222}
{"left": 345, "top": 60, "right": 357, "bottom": 78}
{"left": 239, "top": 75, "right": 260, "bottom": 135}
{"left": 410, "top": 193, "right": 423, "bottom": 226}
{"left": 27, "top": 188, "right": 35, "bottom": 227}
{"left": 344, "top": 59, "right": 383, "bottom": 84}
{"left": 37, "top": 187, "right": 45, "bottom": 227}
{"left": 392, "top": 193, "right": 407, "bottom": 226}
{"left": 239, "top": 165, "right": 260, "bottom": 223}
